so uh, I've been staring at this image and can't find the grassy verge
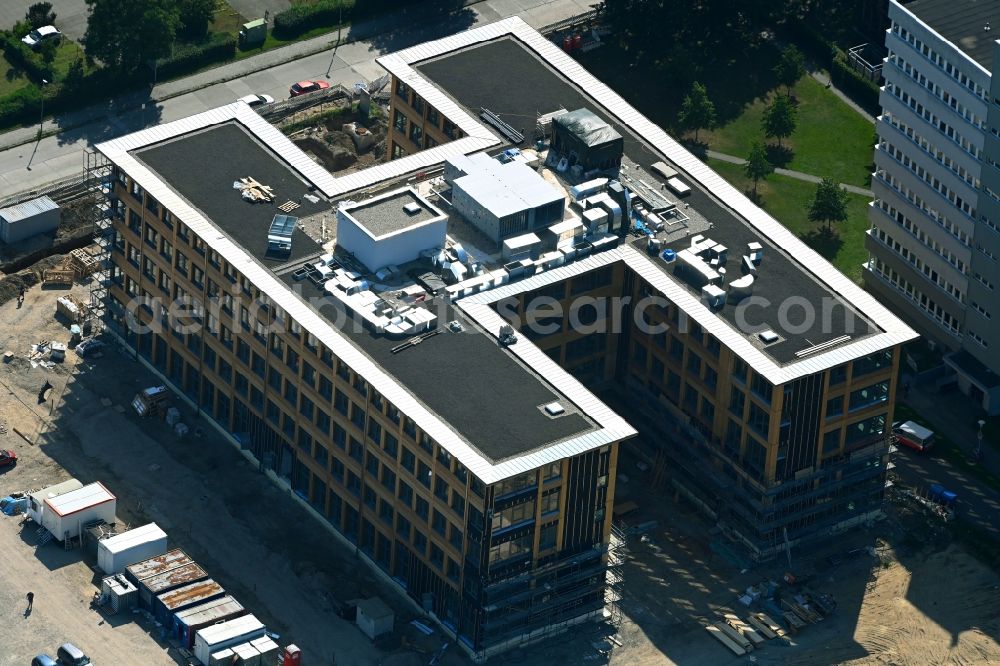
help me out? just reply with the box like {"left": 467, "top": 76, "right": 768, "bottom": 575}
{"left": 707, "top": 158, "right": 870, "bottom": 282}
{"left": 703, "top": 76, "right": 875, "bottom": 187}
{"left": 235, "top": 23, "right": 346, "bottom": 61}
{"left": 894, "top": 403, "right": 1000, "bottom": 493}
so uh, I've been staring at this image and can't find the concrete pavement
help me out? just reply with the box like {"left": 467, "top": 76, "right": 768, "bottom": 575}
{"left": 0, "top": 0, "right": 595, "bottom": 198}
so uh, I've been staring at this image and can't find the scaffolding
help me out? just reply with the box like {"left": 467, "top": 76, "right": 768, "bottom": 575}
{"left": 84, "top": 148, "right": 114, "bottom": 333}
{"left": 606, "top": 524, "right": 627, "bottom": 628}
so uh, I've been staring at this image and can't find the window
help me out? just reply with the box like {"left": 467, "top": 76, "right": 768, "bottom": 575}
{"left": 398, "top": 480, "right": 413, "bottom": 507}
{"left": 826, "top": 396, "right": 844, "bottom": 418}
{"left": 845, "top": 414, "right": 886, "bottom": 447}
{"left": 449, "top": 524, "right": 463, "bottom": 550}
{"left": 367, "top": 419, "right": 382, "bottom": 445}
{"left": 383, "top": 433, "right": 398, "bottom": 459}
{"left": 543, "top": 461, "right": 561, "bottom": 480}
{"left": 729, "top": 387, "right": 745, "bottom": 417}
{"left": 539, "top": 522, "right": 558, "bottom": 550}
{"left": 349, "top": 437, "right": 363, "bottom": 463}
{"left": 450, "top": 493, "right": 465, "bottom": 518}
{"left": 427, "top": 106, "right": 440, "bottom": 127}
{"left": 430, "top": 544, "right": 444, "bottom": 569}
{"left": 447, "top": 557, "right": 460, "bottom": 582}
{"left": 299, "top": 395, "right": 314, "bottom": 420}
{"left": 489, "top": 534, "right": 532, "bottom": 564}
{"left": 381, "top": 466, "right": 396, "bottom": 492}
{"left": 393, "top": 110, "right": 407, "bottom": 133}
{"left": 823, "top": 429, "right": 841, "bottom": 454}
{"left": 413, "top": 530, "right": 427, "bottom": 555}
{"left": 541, "top": 489, "right": 559, "bottom": 514}
{"left": 491, "top": 500, "right": 535, "bottom": 530}
{"left": 314, "top": 443, "right": 328, "bottom": 469}
{"left": 366, "top": 452, "right": 379, "bottom": 477}
{"left": 751, "top": 374, "right": 773, "bottom": 403}
{"left": 401, "top": 447, "right": 415, "bottom": 474}
{"left": 432, "top": 510, "right": 447, "bottom": 536}
{"left": 494, "top": 471, "right": 536, "bottom": 497}
{"left": 397, "top": 515, "right": 411, "bottom": 540}
{"left": 363, "top": 484, "right": 377, "bottom": 509}
{"left": 415, "top": 496, "right": 429, "bottom": 520}
{"left": 849, "top": 382, "right": 890, "bottom": 411}
{"left": 418, "top": 461, "right": 431, "bottom": 488}
{"left": 411, "top": 94, "right": 424, "bottom": 115}
{"left": 379, "top": 499, "right": 394, "bottom": 525}
{"left": 853, "top": 350, "right": 892, "bottom": 378}
{"left": 347, "top": 472, "right": 361, "bottom": 496}
{"left": 434, "top": 476, "right": 449, "bottom": 502}
{"left": 748, "top": 403, "right": 770, "bottom": 437}
{"left": 732, "top": 357, "right": 748, "bottom": 384}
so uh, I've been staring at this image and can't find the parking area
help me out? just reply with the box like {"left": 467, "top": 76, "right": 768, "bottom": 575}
{"left": 0, "top": 1, "right": 90, "bottom": 42}
{"left": 0, "top": 280, "right": 467, "bottom": 666}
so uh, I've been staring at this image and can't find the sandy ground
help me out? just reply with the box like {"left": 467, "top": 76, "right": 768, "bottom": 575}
{"left": 0, "top": 279, "right": 464, "bottom": 666}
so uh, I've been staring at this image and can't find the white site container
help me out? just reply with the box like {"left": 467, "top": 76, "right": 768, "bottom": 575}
{"left": 41, "top": 481, "right": 116, "bottom": 542}
{"left": 98, "top": 522, "right": 169, "bottom": 575}
{"left": 27, "top": 478, "right": 82, "bottom": 524}
{"left": 194, "top": 614, "right": 265, "bottom": 666}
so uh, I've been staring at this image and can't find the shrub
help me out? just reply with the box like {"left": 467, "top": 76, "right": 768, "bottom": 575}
{"left": 0, "top": 86, "right": 43, "bottom": 127}
{"left": 0, "top": 32, "right": 53, "bottom": 81}
{"left": 272, "top": 0, "right": 355, "bottom": 39}
{"left": 830, "top": 51, "right": 881, "bottom": 115}
{"left": 154, "top": 33, "right": 236, "bottom": 80}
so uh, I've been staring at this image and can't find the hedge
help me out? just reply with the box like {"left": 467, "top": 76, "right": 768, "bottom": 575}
{"left": 0, "top": 33, "right": 53, "bottom": 82}
{"left": 155, "top": 33, "right": 237, "bottom": 80}
{"left": 830, "top": 51, "right": 881, "bottom": 115}
{"left": 0, "top": 85, "right": 43, "bottom": 127}
{"left": 273, "top": 0, "right": 356, "bottom": 39}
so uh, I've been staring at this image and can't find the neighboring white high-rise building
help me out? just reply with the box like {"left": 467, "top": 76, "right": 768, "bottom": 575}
{"left": 866, "top": 0, "right": 1000, "bottom": 413}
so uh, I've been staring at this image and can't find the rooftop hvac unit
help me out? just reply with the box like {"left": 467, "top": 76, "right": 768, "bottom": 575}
{"left": 267, "top": 214, "right": 297, "bottom": 256}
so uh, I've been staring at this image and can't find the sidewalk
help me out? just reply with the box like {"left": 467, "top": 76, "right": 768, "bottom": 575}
{"left": 706, "top": 149, "right": 874, "bottom": 197}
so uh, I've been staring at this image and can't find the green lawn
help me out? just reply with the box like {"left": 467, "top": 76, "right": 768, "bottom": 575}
{"left": 0, "top": 57, "right": 29, "bottom": 96}
{"left": 703, "top": 75, "right": 876, "bottom": 187}
{"left": 708, "top": 158, "right": 870, "bottom": 282}
{"left": 235, "top": 23, "right": 347, "bottom": 60}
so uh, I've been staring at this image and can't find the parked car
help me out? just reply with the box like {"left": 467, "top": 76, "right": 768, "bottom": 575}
{"left": 0, "top": 449, "right": 16, "bottom": 469}
{"left": 56, "top": 643, "right": 90, "bottom": 666}
{"left": 22, "top": 25, "right": 61, "bottom": 48}
{"left": 238, "top": 93, "right": 275, "bottom": 107}
{"left": 31, "top": 656, "right": 58, "bottom": 666}
{"left": 289, "top": 80, "right": 330, "bottom": 97}
{"left": 892, "top": 420, "right": 935, "bottom": 452}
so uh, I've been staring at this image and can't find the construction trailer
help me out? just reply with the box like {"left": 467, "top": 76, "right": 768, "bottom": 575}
{"left": 138, "top": 562, "right": 208, "bottom": 610}
{"left": 125, "top": 549, "right": 194, "bottom": 604}
{"left": 172, "top": 596, "right": 246, "bottom": 649}
{"left": 154, "top": 579, "right": 225, "bottom": 624}
{"left": 0, "top": 195, "right": 59, "bottom": 243}
{"left": 40, "top": 482, "right": 116, "bottom": 543}
{"left": 194, "top": 614, "right": 266, "bottom": 666}
{"left": 97, "top": 522, "right": 168, "bottom": 574}
{"left": 101, "top": 574, "right": 139, "bottom": 614}
{"left": 27, "top": 479, "right": 83, "bottom": 524}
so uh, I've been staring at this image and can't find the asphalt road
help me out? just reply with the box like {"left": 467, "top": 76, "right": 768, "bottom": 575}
{"left": 891, "top": 440, "right": 1000, "bottom": 539}
{"left": 0, "top": 0, "right": 594, "bottom": 197}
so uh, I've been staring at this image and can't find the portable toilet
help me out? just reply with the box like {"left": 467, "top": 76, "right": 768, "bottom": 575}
{"left": 239, "top": 19, "right": 267, "bottom": 48}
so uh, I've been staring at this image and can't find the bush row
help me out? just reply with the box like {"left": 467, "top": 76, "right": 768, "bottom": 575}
{"left": 830, "top": 51, "right": 881, "bottom": 115}
{"left": 155, "top": 33, "right": 237, "bottom": 81}
{"left": 273, "top": 0, "right": 357, "bottom": 39}
{"left": 0, "top": 32, "right": 53, "bottom": 82}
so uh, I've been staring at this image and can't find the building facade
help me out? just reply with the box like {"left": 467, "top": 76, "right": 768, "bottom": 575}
{"left": 92, "top": 15, "right": 918, "bottom": 662}
{"left": 866, "top": 0, "right": 1000, "bottom": 412}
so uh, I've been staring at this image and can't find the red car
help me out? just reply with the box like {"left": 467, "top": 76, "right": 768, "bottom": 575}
{"left": 289, "top": 80, "right": 331, "bottom": 97}
{"left": 0, "top": 449, "right": 16, "bottom": 469}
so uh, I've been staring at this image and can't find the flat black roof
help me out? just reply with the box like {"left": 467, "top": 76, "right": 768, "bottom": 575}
{"left": 416, "top": 37, "right": 878, "bottom": 365}
{"left": 346, "top": 189, "right": 439, "bottom": 238}
{"left": 134, "top": 123, "right": 328, "bottom": 267}
{"left": 905, "top": 0, "right": 1000, "bottom": 70}
{"left": 282, "top": 271, "right": 596, "bottom": 462}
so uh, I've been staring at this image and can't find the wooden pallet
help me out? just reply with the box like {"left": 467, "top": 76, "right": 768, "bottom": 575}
{"left": 70, "top": 248, "right": 100, "bottom": 276}
{"left": 705, "top": 624, "right": 748, "bottom": 656}
{"left": 42, "top": 267, "right": 75, "bottom": 286}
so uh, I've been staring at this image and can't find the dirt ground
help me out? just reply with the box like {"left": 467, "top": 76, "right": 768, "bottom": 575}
{"left": 0, "top": 280, "right": 466, "bottom": 666}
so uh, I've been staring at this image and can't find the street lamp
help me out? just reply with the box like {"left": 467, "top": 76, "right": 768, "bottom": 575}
{"left": 976, "top": 419, "right": 986, "bottom": 461}
{"left": 38, "top": 78, "right": 48, "bottom": 135}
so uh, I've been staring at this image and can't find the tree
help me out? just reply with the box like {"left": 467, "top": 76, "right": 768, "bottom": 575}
{"left": 84, "top": 0, "right": 180, "bottom": 73}
{"left": 678, "top": 81, "right": 716, "bottom": 142}
{"left": 808, "top": 178, "right": 849, "bottom": 231}
{"left": 26, "top": 2, "right": 56, "bottom": 29}
{"left": 762, "top": 94, "right": 796, "bottom": 147}
{"left": 774, "top": 44, "right": 805, "bottom": 96}
{"left": 744, "top": 142, "right": 774, "bottom": 196}
{"left": 178, "top": 0, "right": 217, "bottom": 41}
